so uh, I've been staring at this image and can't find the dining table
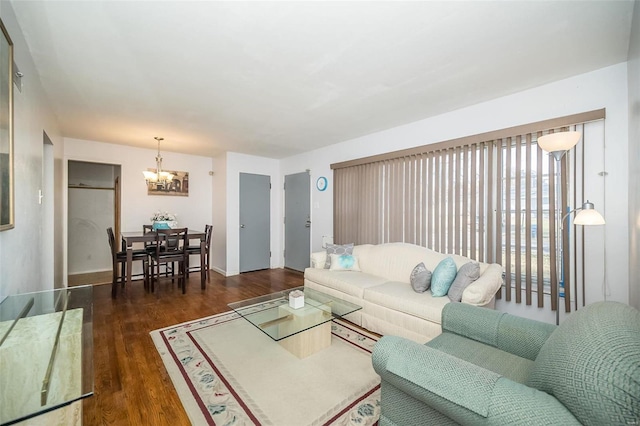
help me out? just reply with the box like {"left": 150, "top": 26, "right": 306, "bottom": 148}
{"left": 119, "top": 229, "right": 207, "bottom": 297}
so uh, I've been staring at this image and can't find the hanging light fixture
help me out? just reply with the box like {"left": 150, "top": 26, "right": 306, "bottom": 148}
{"left": 142, "top": 136, "right": 174, "bottom": 188}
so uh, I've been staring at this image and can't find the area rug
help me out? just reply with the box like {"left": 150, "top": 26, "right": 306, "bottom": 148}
{"left": 150, "top": 309, "right": 381, "bottom": 426}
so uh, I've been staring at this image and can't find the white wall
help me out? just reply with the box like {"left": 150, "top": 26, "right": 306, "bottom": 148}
{"left": 223, "top": 152, "right": 281, "bottom": 276}
{"left": 63, "top": 138, "right": 214, "bottom": 280}
{"left": 0, "top": 2, "right": 63, "bottom": 301}
{"left": 211, "top": 152, "right": 228, "bottom": 275}
{"left": 628, "top": 0, "right": 640, "bottom": 311}
{"left": 281, "top": 63, "right": 630, "bottom": 323}
{"left": 41, "top": 140, "right": 55, "bottom": 287}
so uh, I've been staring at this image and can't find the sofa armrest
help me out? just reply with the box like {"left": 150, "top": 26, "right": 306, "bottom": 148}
{"left": 461, "top": 263, "right": 503, "bottom": 306}
{"left": 372, "top": 336, "right": 580, "bottom": 425}
{"left": 441, "top": 303, "right": 557, "bottom": 360}
{"left": 309, "top": 251, "right": 327, "bottom": 269}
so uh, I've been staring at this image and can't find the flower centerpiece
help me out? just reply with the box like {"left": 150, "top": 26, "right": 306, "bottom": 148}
{"left": 151, "top": 211, "right": 178, "bottom": 230}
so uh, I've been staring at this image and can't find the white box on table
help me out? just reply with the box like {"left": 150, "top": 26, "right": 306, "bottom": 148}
{"left": 288, "top": 290, "right": 305, "bottom": 309}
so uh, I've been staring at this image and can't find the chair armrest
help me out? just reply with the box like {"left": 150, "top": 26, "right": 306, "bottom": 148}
{"left": 309, "top": 251, "right": 326, "bottom": 269}
{"left": 372, "top": 336, "right": 580, "bottom": 425}
{"left": 441, "top": 303, "right": 557, "bottom": 361}
{"left": 461, "top": 263, "right": 503, "bottom": 306}
{"left": 373, "top": 335, "right": 499, "bottom": 419}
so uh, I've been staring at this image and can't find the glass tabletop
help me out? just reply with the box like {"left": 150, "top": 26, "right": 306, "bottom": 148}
{"left": 228, "top": 286, "right": 361, "bottom": 342}
{"left": 0, "top": 285, "right": 93, "bottom": 426}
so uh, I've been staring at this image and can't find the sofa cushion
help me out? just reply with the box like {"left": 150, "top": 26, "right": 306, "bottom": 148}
{"left": 304, "top": 267, "right": 388, "bottom": 299}
{"left": 324, "top": 243, "right": 354, "bottom": 268}
{"left": 427, "top": 332, "right": 535, "bottom": 384}
{"left": 410, "top": 262, "right": 432, "bottom": 293}
{"left": 431, "top": 257, "right": 458, "bottom": 297}
{"left": 357, "top": 243, "right": 447, "bottom": 283}
{"left": 364, "top": 281, "right": 450, "bottom": 324}
{"left": 527, "top": 302, "right": 640, "bottom": 425}
{"left": 448, "top": 262, "right": 480, "bottom": 302}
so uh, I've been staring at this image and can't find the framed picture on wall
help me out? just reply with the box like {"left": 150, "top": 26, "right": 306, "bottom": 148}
{"left": 0, "top": 19, "right": 14, "bottom": 231}
{"left": 146, "top": 169, "right": 189, "bottom": 196}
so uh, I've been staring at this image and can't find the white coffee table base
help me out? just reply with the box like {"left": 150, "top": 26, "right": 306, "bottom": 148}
{"left": 275, "top": 304, "right": 332, "bottom": 358}
{"left": 279, "top": 321, "right": 331, "bottom": 359}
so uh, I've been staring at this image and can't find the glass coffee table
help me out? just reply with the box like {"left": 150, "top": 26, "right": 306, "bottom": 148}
{"left": 228, "top": 286, "right": 361, "bottom": 358}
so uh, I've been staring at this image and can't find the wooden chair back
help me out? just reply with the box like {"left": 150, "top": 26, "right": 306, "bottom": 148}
{"left": 153, "top": 228, "right": 188, "bottom": 257}
{"left": 143, "top": 224, "right": 157, "bottom": 250}
{"left": 204, "top": 224, "right": 213, "bottom": 252}
{"left": 106, "top": 227, "right": 117, "bottom": 258}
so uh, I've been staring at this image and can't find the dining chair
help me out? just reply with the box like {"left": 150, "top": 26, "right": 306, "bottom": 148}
{"left": 143, "top": 224, "right": 175, "bottom": 279}
{"left": 142, "top": 224, "right": 156, "bottom": 252}
{"left": 186, "top": 224, "right": 213, "bottom": 282}
{"left": 106, "top": 227, "right": 149, "bottom": 294}
{"left": 148, "top": 228, "right": 189, "bottom": 293}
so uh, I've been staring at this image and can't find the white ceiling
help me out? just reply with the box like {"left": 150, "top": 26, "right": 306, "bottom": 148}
{"left": 10, "top": 1, "right": 634, "bottom": 159}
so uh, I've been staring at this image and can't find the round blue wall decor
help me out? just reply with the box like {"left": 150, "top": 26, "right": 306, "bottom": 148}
{"left": 316, "top": 176, "right": 328, "bottom": 191}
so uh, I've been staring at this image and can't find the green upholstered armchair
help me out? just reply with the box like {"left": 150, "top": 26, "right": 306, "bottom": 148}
{"left": 372, "top": 301, "right": 640, "bottom": 425}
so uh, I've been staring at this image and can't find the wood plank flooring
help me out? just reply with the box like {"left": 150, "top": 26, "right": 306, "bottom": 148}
{"left": 84, "top": 268, "right": 303, "bottom": 425}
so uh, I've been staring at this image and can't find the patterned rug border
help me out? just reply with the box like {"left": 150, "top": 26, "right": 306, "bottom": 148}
{"left": 151, "top": 309, "right": 380, "bottom": 425}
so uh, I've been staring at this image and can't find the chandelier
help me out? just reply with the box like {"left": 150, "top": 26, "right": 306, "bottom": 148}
{"left": 142, "top": 137, "right": 174, "bottom": 188}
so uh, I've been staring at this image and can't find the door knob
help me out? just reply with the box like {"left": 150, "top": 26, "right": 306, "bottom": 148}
{"left": 240, "top": 224, "right": 245, "bottom": 228}
{"left": 305, "top": 220, "right": 311, "bottom": 228}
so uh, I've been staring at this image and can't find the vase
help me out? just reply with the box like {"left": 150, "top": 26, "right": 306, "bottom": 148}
{"left": 152, "top": 220, "right": 177, "bottom": 230}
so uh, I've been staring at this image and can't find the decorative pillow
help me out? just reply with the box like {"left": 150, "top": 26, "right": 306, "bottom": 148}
{"left": 410, "top": 262, "right": 432, "bottom": 293}
{"left": 324, "top": 243, "right": 354, "bottom": 268}
{"left": 430, "top": 257, "right": 458, "bottom": 297}
{"left": 447, "top": 262, "right": 480, "bottom": 302}
{"left": 329, "top": 254, "right": 361, "bottom": 271}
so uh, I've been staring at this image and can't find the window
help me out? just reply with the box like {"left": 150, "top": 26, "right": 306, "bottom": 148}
{"left": 332, "top": 110, "right": 605, "bottom": 312}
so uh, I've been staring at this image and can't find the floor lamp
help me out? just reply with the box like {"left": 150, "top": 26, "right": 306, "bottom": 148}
{"left": 538, "top": 131, "right": 606, "bottom": 325}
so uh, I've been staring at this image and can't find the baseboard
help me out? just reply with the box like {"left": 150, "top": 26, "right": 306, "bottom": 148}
{"left": 68, "top": 270, "right": 111, "bottom": 286}
{"left": 211, "top": 266, "right": 228, "bottom": 276}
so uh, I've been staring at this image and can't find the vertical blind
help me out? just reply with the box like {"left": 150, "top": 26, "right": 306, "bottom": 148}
{"left": 332, "top": 110, "right": 605, "bottom": 311}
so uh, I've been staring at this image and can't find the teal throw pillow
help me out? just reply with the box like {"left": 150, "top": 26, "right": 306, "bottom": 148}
{"left": 324, "top": 243, "right": 354, "bottom": 268}
{"left": 329, "top": 253, "right": 361, "bottom": 271}
{"left": 431, "top": 257, "right": 458, "bottom": 297}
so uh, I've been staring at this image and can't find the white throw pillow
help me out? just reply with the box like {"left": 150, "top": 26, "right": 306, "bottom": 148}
{"left": 329, "top": 253, "right": 361, "bottom": 271}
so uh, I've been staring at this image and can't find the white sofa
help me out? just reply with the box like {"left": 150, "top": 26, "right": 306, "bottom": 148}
{"left": 304, "top": 242, "right": 503, "bottom": 343}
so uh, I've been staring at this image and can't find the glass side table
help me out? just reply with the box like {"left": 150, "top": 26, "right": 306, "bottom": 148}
{"left": 0, "top": 285, "right": 93, "bottom": 425}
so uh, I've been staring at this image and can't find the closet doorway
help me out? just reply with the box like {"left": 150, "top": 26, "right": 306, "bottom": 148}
{"left": 67, "top": 161, "right": 121, "bottom": 286}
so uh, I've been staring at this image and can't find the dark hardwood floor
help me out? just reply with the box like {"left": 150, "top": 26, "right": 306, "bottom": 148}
{"left": 84, "top": 268, "right": 303, "bottom": 425}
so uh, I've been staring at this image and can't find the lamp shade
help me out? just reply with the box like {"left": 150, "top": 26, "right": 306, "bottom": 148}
{"left": 537, "top": 131, "right": 581, "bottom": 153}
{"left": 159, "top": 171, "right": 174, "bottom": 181}
{"left": 574, "top": 208, "right": 605, "bottom": 225}
{"left": 142, "top": 170, "right": 158, "bottom": 182}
